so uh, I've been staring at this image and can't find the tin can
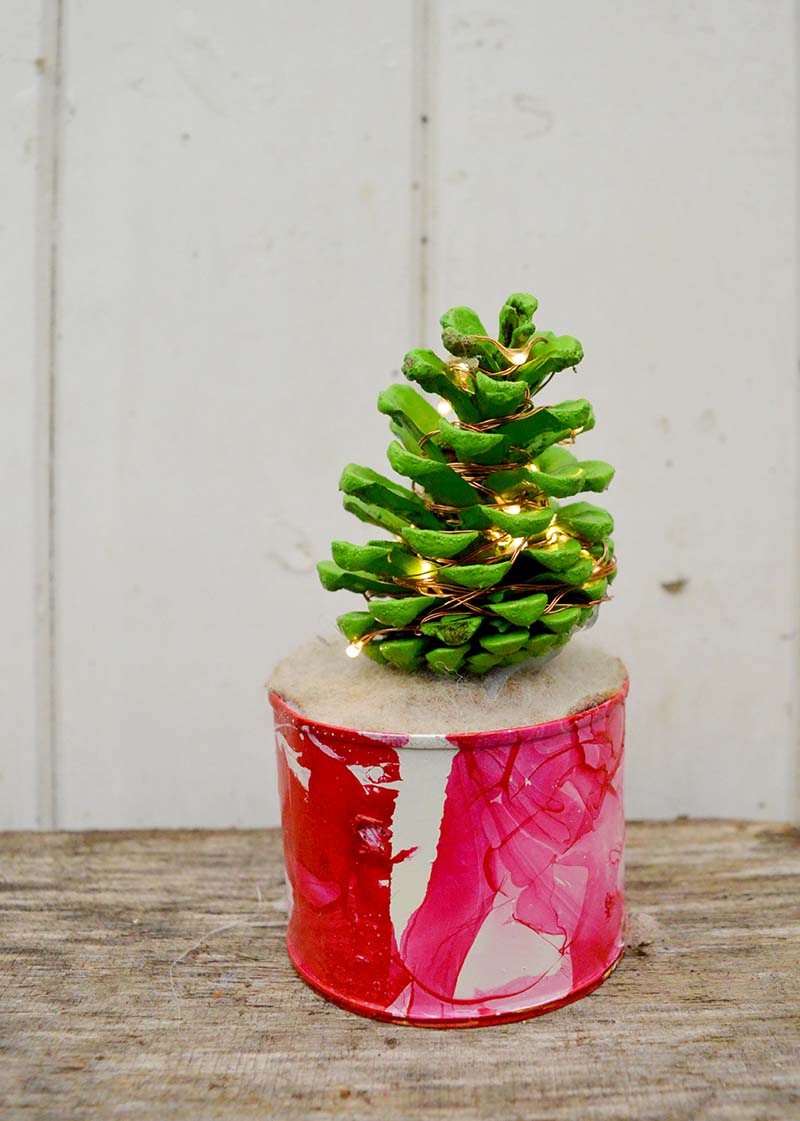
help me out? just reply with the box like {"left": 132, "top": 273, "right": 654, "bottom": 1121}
{"left": 269, "top": 680, "right": 627, "bottom": 1027}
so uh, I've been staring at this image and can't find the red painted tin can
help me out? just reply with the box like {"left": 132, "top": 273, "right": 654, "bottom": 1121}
{"left": 269, "top": 680, "right": 627, "bottom": 1027}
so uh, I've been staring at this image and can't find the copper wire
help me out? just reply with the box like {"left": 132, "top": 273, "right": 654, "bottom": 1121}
{"left": 467, "top": 333, "right": 551, "bottom": 377}
{"left": 353, "top": 336, "right": 611, "bottom": 655}
{"left": 356, "top": 583, "right": 615, "bottom": 651}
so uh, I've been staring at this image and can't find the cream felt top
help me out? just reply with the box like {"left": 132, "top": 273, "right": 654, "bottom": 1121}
{"left": 269, "top": 634, "right": 627, "bottom": 736}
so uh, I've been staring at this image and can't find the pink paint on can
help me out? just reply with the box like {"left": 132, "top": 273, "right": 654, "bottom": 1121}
{"left": 269, "top": 679, "right": 628, "bottom": 1027}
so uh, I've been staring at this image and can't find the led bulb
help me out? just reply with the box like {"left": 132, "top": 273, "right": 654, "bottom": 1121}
{"left": 436, "top": 397, "right": 452, "bottom": 416}
{"left": 509, "top": 349, "right": 528, "bottom": 365}
{"left": 503, "top": 504, "right": 521, "bottom": 515}
{"left": 345, "top": 641, "right": 363, "bottom": 658}
{"left": 511, "top": 536, "right": 526, "bottom": 549}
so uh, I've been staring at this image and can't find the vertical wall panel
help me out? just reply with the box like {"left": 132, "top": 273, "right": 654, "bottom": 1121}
{"left": 0, "top": 3, "right": 44, "bottom": 828}
{"left": 56, "top": 1, "right": 416, "bottom": 826}
{"left": 430, "top": 0, "right": 798, "bottom": 819}
{"left": 2, "top": 1, "right": 795, "bottom": 830}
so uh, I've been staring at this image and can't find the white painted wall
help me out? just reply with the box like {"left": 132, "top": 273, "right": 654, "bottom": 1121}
{"left": 0, "top": 1, "right": 47, "bottom": 829}
{"left": 2, "top": 0, "right": 797, "bottom": 828}
{"left": 427, "top": 0, "right": 799, "bottom": 822}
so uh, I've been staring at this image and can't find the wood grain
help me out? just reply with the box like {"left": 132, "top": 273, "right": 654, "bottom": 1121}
{"left": 1, "top": 821, "right": 798, "bottom": 1119}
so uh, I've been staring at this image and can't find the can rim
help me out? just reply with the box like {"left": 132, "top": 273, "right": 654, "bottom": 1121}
{"left": 269, "top": 676, "right": 628, "bottom": 751}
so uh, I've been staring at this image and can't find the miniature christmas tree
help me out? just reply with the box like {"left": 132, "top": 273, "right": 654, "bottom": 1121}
{"left": 318, "top": 292, "right": 617, "bottom": 675}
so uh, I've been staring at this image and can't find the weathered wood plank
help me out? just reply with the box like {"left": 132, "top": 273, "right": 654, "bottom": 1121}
{"left": 1, "top": 821, "right": 798, "bottom": 1119}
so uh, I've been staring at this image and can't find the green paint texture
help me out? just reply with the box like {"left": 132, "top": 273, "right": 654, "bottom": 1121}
{"left": 320, "top": 292, "right": 618, "bottom": 674}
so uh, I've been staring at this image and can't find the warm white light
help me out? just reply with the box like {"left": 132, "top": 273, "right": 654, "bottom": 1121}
{"left": 509, "top": 349, "right": 528, "bottom": 365}
{"left": 345, "top": 642, "right": 363, "bottom": 658}
{"left": 436, "top": 397, "right": 452, "bottom": 416}
{"left": 447, "top": 359, "right": 473, "bottom": 388}
{"left": 503, "top": 504, "right": 521, "bottom": 515}
{"left": 545, "top": 526, "right": 568, "bottom": 546}
{"left": 511, "top": 536, "right": 526, "bottom": 549}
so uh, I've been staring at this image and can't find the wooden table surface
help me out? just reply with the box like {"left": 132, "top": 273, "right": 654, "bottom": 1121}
{"left": 2, "top": 821, "right": 798, "bottom": 1120}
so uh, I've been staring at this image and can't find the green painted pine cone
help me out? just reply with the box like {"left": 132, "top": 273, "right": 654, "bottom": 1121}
{"left": 319, "top": 292, "right": 617, "bottom": 674}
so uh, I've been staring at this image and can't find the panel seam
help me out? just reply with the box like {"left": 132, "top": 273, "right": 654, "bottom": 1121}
{"left": 411, "top": 0, "right": 434, "bottom": 344}
{"left": 795, "top": 0, "right": 800, "bottom": 824}
{"left": 33, "top": 0, "right": 64, "bottom": 829}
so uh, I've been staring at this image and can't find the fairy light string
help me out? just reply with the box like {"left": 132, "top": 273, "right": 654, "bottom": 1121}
{"left": 347, "top": 328, "right": 615, "bottom": 657}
